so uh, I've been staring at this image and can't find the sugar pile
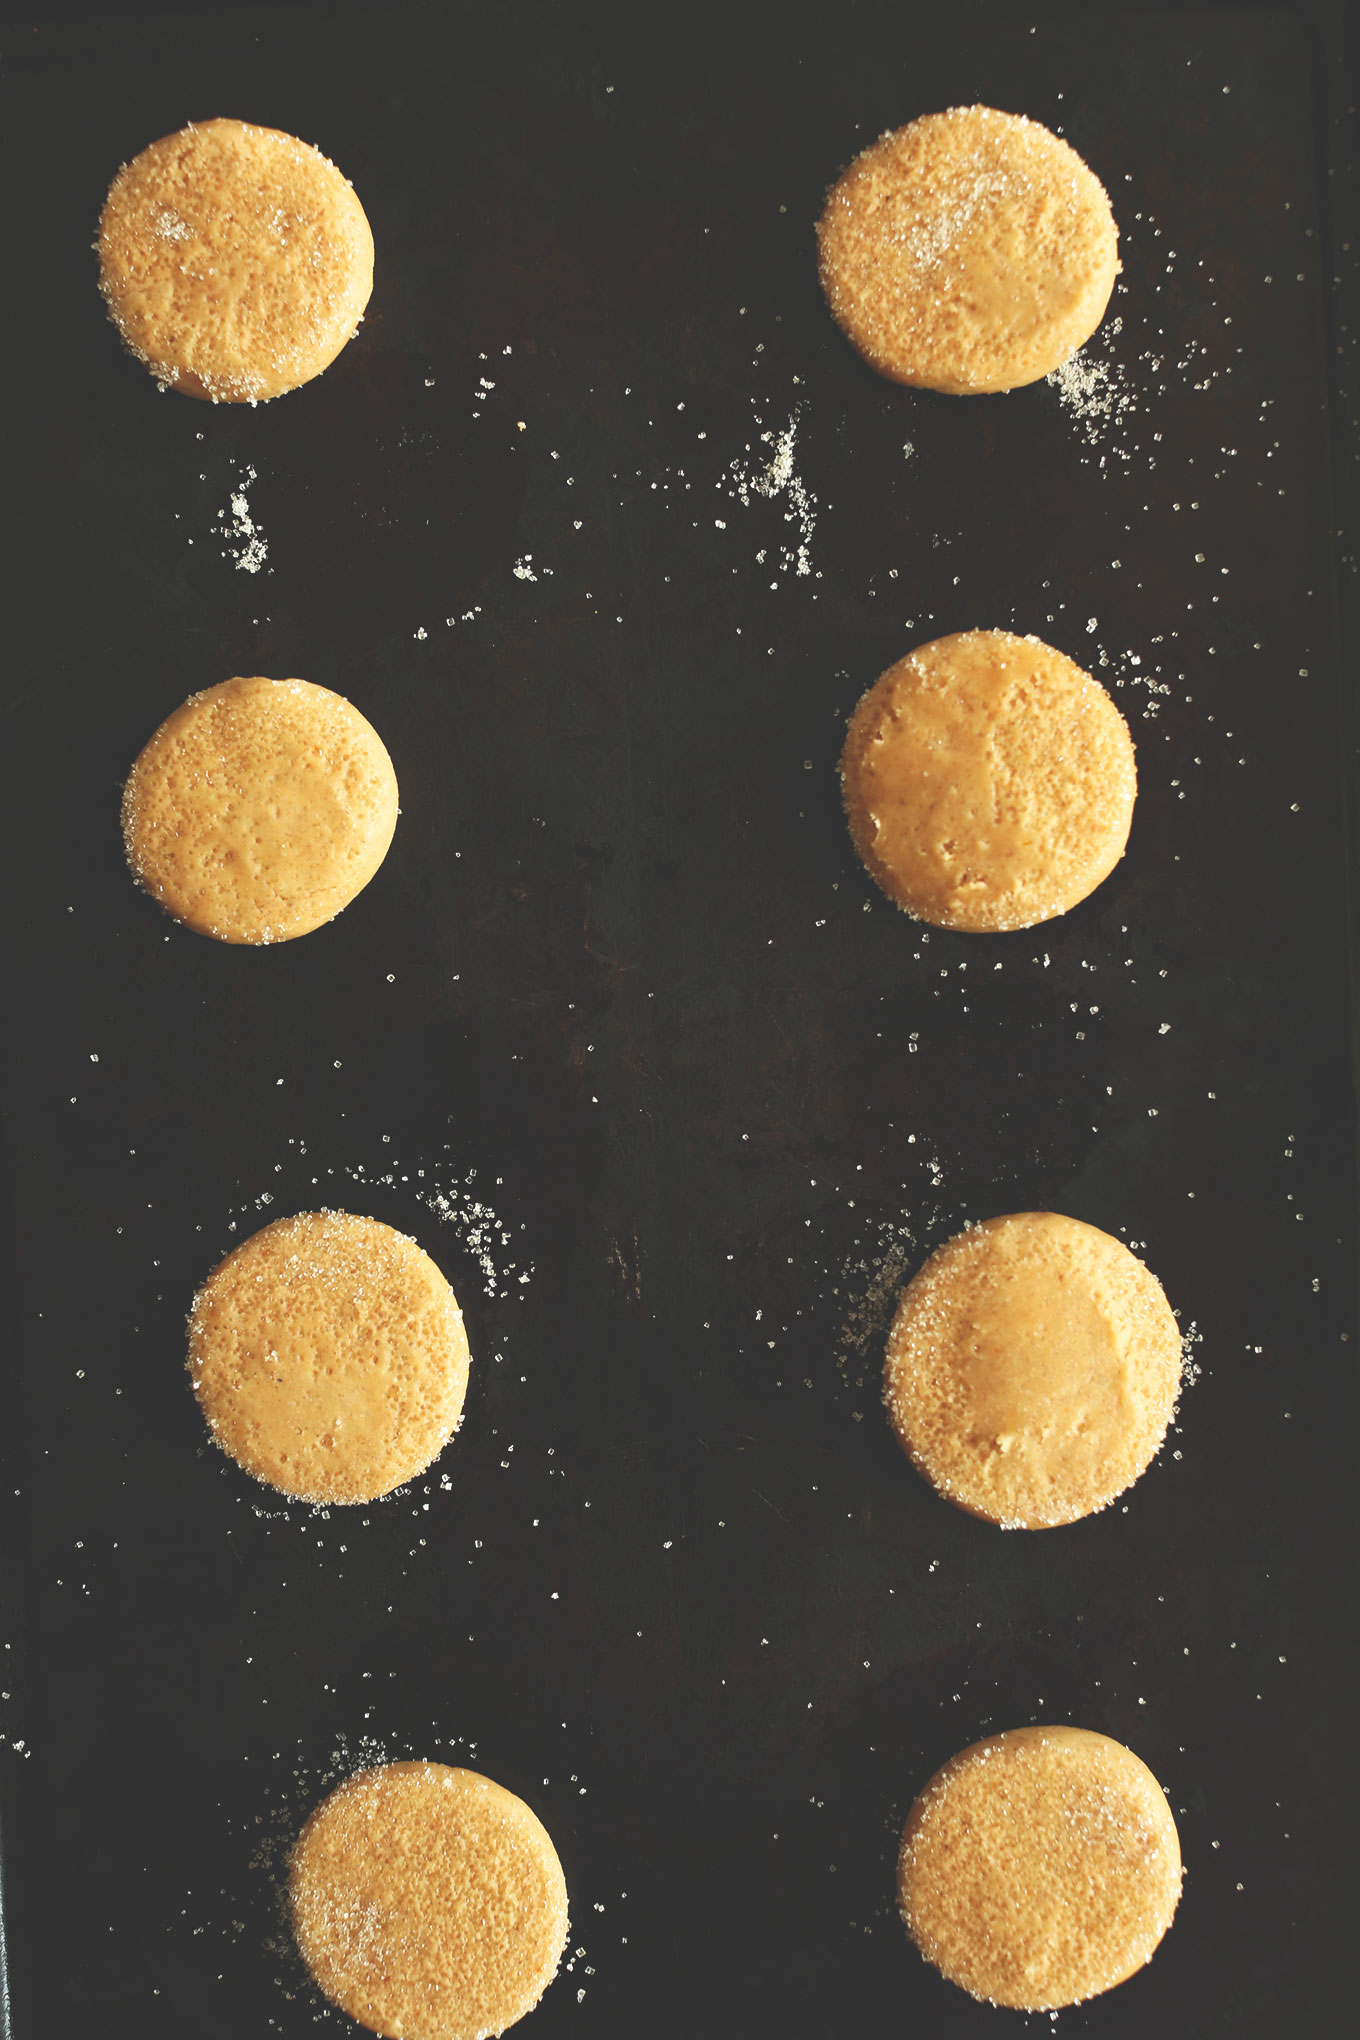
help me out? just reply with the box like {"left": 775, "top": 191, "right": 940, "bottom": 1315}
{"left": 217, "top": 461, "right": 269, "bottom": 574}
{"left": 725, "top": 406, "right": 817, "bottom": 578}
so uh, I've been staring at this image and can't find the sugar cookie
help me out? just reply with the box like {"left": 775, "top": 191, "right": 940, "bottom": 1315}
{"left": 884, "top": 1212, "right": 1181, "bottom": 1528}
{"left": 840, "top": 630, "right": 1135, "bottom": 932}
{"left": 98, "top": 117, "right": 373, "bottom": 401}
{"left": 817, "top": 105, "right": 1118, "bottom": 394}
{"left": 189, "top": 1211, "right": 469, "bottom": 1505}
{"left": 122, "top": 675, "right": 398, "bottom": 945}
{"left": 291, "top": 1761, "right": 569, "bottom": 2040}
{"left": 899, "top": 1725, "right": 1181, "bottom": 2009}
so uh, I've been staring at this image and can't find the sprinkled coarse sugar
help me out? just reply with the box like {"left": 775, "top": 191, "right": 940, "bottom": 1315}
{"left": 1048, "top": 324, "right": 1137, "bottom": 439}
{"left": 216, "top": 460, "right": 269, "bottom": 573}
{"left": 726, "top": 406, "right": 817, "bottom": 576}
{"left": 220, "top": 1132, "right": 533, "bottom": 1308}
{"left": 415, "top": 1169, "right": 529, "bottom": 1301}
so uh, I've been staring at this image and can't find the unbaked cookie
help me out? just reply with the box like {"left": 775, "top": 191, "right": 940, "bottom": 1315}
{"left": 98, "top": 117, "right": 373, "bottom": 401}
{"left": 122, "top": 675, "right": 399, "bottom": 944}
{"left": 291, "top": 1761, "right": 569, "bottom": 2040}
{"left": 884, "top": 1212, "right": 1181, "bottom": 1528}
{"left": 817, "top": 106, "right": 1119, "bottom": 394}
{"left": 840, "top": 630, "right": 1135, "bottom": 932}
{"left": 899, "top": 1725, "right": 1181, "bottom": 2009}
{"left": 189, "top": 1211, "right": 469, "bottom": 1505}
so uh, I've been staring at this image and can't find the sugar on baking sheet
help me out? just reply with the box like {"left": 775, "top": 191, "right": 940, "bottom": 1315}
{"left": 216, "top": 460, "right": 269, "bottom": 574}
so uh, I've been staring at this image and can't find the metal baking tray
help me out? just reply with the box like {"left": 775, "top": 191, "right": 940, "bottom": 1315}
{"left": 1, "top": 3, "right": 1355, "bottom": 2033}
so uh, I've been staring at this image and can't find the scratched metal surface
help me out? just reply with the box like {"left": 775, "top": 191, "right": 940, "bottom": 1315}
{"left": 0, "top": 4, "right": 1355, "bottom": 2035}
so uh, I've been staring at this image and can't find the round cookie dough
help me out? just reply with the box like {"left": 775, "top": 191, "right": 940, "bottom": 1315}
{"left": 899, "top": 1725, "right": 1181, "bottom": 2009}
{"left": 189, "top": 1211, "right": 469, "bottom": 1505}
{"left": 291, "top": 1761, "right": 569, "bottom": 2040}
{"left": 885, "top": 1212, "right": 1181, "bottom": 1528}
{"left": 840, "top": 630, "right": 1135, "bottom": 933}
{"left": 122, "top": 675, "right": 399, "bottom": 944}
{"left": 816, "top": 105, "right": 1119, "bottom": 394}
{"left": 98, "top": 117, "right": 373, "bottom": 401}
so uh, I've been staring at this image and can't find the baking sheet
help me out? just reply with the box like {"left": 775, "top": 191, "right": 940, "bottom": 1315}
{"left": 1, "top": 3, "right": 1355, "bottom": 2034}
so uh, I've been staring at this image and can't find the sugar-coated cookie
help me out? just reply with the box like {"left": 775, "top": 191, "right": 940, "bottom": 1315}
{"left": 840, "top": 630, "right": 1135, "bottom": 932}
{"left": 884, "top": 1212, "right": 1181, "bottom": 1528}
{"left": 122, "top": 675, "right": 398, "bottom": 945}
{"left": 817, "top": 106, "right": 1118, "bottom": 394}
{"left": 189, "top": 1211, "right": 469, "bottom": 1505}
{"left": 291, "top": 1761, "right": 569, "bottom": 2040}
{"left": 899, "top": 1725, "right": 1181, "bottom": 2009}
{"left": 98, "top": 117, "right": 373, "bottom": 401}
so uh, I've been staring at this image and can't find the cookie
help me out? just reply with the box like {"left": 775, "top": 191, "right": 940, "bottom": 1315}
{"left": 884, "top": 1212, "right": 1181, "bottom": 1528}
{"left": 817, "top": 105, "right": 1119, "bottom": 394}
{"left": 98, "top": 117, "right": 373, "bottom": 401}
{"left": 291, "top": 1761, "right": 569, "bottom": 2040}
{"left": 840, "top": 630, "right": 1135, "bottom": 932}
{"left": 189, "top": 1211, "right": 469, "bottom": 1505}
{"left": 122, "top": 675, "right": 399, "bottom": 944}
{"left": 899, "top": 1725, "right": 1181, "bottom": 2009}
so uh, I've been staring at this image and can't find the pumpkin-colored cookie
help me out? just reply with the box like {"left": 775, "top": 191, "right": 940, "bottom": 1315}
{"left": 899, "top": 1726, "right": 1181, "bottom": 2009}
{"left": 122, "top": 675, "right": 398, "bottom": 944}
{"left": 189, "top": 1211, "right": 469, "bottom": 1505}
{"left": 98, "top": 117, "right": 373, "bottom": 401}
{"left": 884, "top": 1212, "right": 1181, "bottom": 1528}
{"left": 817, "top": 105, "right": 1119, "bottom": 394}
{"left": 291, "top": 1762, "right": 569, "bottom": 2040}
{"left": 840, "top": 630, "right": 1135, "bottom": 932}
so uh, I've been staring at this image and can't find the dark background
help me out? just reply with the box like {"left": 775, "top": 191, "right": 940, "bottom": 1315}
{"left": 1, "top": 3, "right": 1356, "bottom": 2034}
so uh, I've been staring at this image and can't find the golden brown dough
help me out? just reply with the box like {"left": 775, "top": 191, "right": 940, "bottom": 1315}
{"left": 884, "top": 1212, "right": 1181, "bottom": 1528}
{"left": 189, "top": 1211, "right": 469, "bottom": 1505}
{"left": 98, "top": 117, "right": 373, "bottom": 401}
{"left": 122, "top": 675, "right": 398, "bottom": 945}
{"left": 840, "top": 630, "right": 1135, "bottom": 932}
{"left": 817, "top": 105, "right": 1118, "bottom": 394}
{"left": 899, "top": 1725, "right": 1181, "bottom": 2008}
{"left": 291, "top": 1762, "right": 569, "bottom": 2040}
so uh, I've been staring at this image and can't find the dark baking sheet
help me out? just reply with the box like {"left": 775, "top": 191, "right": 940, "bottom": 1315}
{"left": 1, "top": 3, "right": 1356, "bottom": 2034}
